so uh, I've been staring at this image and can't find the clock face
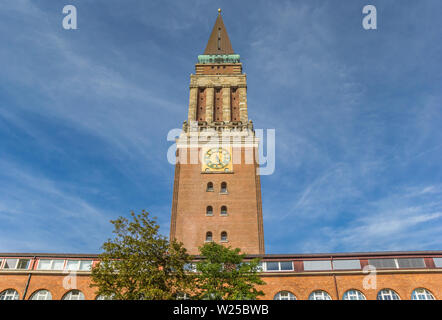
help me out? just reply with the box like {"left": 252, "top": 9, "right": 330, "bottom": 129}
{"left": 204, "top": 147, "right": 231, "bottom": 169}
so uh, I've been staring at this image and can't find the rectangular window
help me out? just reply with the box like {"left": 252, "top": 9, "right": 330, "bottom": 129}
{"left": 79, "top": 260, "right": 92, "bottom": 271}
{"left": 17, "top": 259, "right": 30, "bottom": 269}
{"left": 3, "top": 259, "right": 18, "bottom": 269}
{"left": 52, "top": 260, "right": 64, "bottom": 270}
{"left": 37, "top": 259, "right": 52, "bottom": 270}
{"left": 265, "top": 262, "right": 279, "bottom": 271}
{"left": 65, "top": 260, "right": 93, "bottom": 271}
{"left": 303, "top": 260, "right": 332, "bottom": 271}
{"left": 332, "top": 259, "right": 361, "bottom": 270}
{"left": 280, "top": 261, "right": 294, "bottom": 271}
{"left": 434, "top": 258, "right": 442, "bottom": 268}
{"left": 37, "top": 259, "right": 65, "bottom": 270}
{"left": 0, "top": 258, "right": 30, "bottom": 270}
{"left": 368, "top": 259, "right": 397, "bottom": 269}
{"left": 261, "top": 261, "right": 294, "bottom": 272}
{"left": 66, "top": 260, "right": 80, "bottom": 271}
{"left": 433, "top": 258, "right": 442, "bottom": 268}
{"left": 397, "top": 258, "right": 426, "bottom": 269}
{"left": 184, "top": 263, "right": 197, "bottom": 272}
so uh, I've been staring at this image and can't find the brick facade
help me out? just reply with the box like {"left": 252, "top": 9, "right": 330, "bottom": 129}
{"left": 1, "top": 253, "right": 441, "bottom": 300}
{"left": 169, "top": 12, "right": 264, "bottom": 255}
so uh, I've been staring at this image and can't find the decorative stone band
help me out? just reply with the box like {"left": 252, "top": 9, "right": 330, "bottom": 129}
{"left": 197, "top": 54, "right": 241, "bottom": 64}
{"left": 182, "top": 120, "right": 254, "bottom": 133}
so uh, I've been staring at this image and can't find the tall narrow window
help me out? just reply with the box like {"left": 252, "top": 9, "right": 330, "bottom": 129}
{"left": 206, "top": 182, "right": 214, "bottom": 192}
{"left": 214, "top": 88, "right": 222, "bottom": 121}
{"left": 221, "top": 231, "right": 228, "bottom": 242}
{"left": 231, "top": 88, "right": 240, "bottom": 121}
{"left": 220, "top": 206, "right": 228, "bottom": 216}
{"left": 220, "top": 182, "right": 227, "bottom": 193}
{"left": 206, "top": 232, "right": 213, "bottom": 242}
{"left": 206, "top": 206, "right": 213, "bottom": 216}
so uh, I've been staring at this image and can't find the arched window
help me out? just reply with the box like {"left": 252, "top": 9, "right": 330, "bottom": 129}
{"left": 206, "top": 182, "right": 214, "bottom": 192}
{"left": 206, "top": 206, "right": 213, "bottom": 216}
{"left": 176, "top": 292, "right": 189, "bottom": 300}
{"left": 221, "top": 231, "right": 228, "bottom": 242}
{"left": 273, "top": 291, "right": 296, "bottom": 300}
{"left": 0, "top": 289, "right": 19, "bottom": 300}
{"left": 220, "top": 206, "right": 228, "bottom": 216}
{"left": 342, "top": 289, "right": 366, "bottom": 300}
{"left": 96, "top": 294, "right": 114, "bottom": 300}
{"left": 205, "top": 232, "right": 213, "bottom": 242}
{"left": 411, "top": 288, "right": 435, "bottom": 300}
{"left": 62, "top": 290, "right": 85, "bottom": 300}
{"left": 308, "top": 290, "right": 332, "bottom": 300}
{"left": 220, "top": 182, "right": 228, "bottom": 193}
{"left": 377, "top": 289, "right": 400, "bottom": 300}
{"left": 29, "top": 289, "right": 52, "bottom": 300}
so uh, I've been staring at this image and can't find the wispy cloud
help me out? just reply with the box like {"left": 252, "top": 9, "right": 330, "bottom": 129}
{"left": 0, "top": 159, "right": 115, "bottom": 252}
{"left": 0, "top": 0, "right": 441, "bottom": 254}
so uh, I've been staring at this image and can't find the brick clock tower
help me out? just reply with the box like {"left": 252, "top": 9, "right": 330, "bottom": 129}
{"left": 170, "top": 10, "right": 265, "bottom": 255}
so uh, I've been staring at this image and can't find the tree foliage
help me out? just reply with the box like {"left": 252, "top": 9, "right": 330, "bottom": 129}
{"left": 90, "top": 210, "right": 192, "bottom": 300}
{"left": 193, "top": 242, "right": 265, "bottom": 300}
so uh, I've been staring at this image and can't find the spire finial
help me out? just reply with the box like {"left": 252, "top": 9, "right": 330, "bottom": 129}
{"left": 203, "top": 9, "right": 234, "bottom": 55}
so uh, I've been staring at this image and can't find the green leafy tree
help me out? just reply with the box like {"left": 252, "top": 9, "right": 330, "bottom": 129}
{"left": 91, "top": 210, "right": 193, "bottom": 300}
{"left": 193, "top": 242, "right": 265, "bottom": 300}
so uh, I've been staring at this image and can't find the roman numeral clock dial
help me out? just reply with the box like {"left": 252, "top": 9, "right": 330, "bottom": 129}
{"left": 202, "top": 147, "right": 233, "bottom": 173}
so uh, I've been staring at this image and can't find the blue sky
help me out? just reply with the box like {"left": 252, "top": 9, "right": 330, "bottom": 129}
{"left": 0, "top": 0, "right": 441, "bottom": 254}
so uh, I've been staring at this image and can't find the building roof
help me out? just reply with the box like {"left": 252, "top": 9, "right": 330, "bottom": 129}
{"left": 203, "top": 10, "right": 234, "bottom": 55}
{"left": 1, "top": 250, "right": 441, "bottom": 259}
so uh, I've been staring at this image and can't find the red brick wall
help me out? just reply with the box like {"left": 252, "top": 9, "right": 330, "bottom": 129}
{"left": 0, "top": 273, "right": 97, "bottom": 300}
{"left": 196, "top": 88, "right": 206, "bottom": 121}
{"left": 213, "top": 88, "right": 223, "bottom": 121}
{"left": 1, "top": 271, "right": 440, "bottom": 300}
{"left": 171, "top": 146, "right": 264, "bottom": 255}
{"left": 195, "top": 64, "right": 242, "bottom": 75}
{"left": 259, "top": 272, "right": 442, "bottom": 300}
{"left": 231, "top": 88, "right": 240, "bottom": 121}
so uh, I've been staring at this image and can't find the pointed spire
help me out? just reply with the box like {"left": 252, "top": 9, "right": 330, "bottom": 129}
{"left": 203, "top": 9, "right": 234, "bottom": 55}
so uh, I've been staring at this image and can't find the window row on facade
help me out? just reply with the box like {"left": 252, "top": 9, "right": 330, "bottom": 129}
{"left": 273, "top": 288, "right": 436, "bottom": 300}
{"left": 3, "top": 288, "right": 433, "bottom": 300}
{"left": 0, "top": 289, "right": 112, "bottom": 300}
{"left": 257, "top": 257, "right": 442, "bottom": 272}
{"left": 205, "top": 231, "right": 228, "bottom": 242}
{"left": 206, "top": 205, "right": 228, "bottom": 216}
{"left": 206, "top": 182, "right": 228, "bottom": 193}
{"left": 0, "top": 258, "right": 93, "bottom": 271}
{"left": 2, "top": 257, "right": 441, "bottom": 272}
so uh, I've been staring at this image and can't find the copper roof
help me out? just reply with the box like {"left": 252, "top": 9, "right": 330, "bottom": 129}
{"left": 203, "top": 12, "right": 234, "bottom": 55}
